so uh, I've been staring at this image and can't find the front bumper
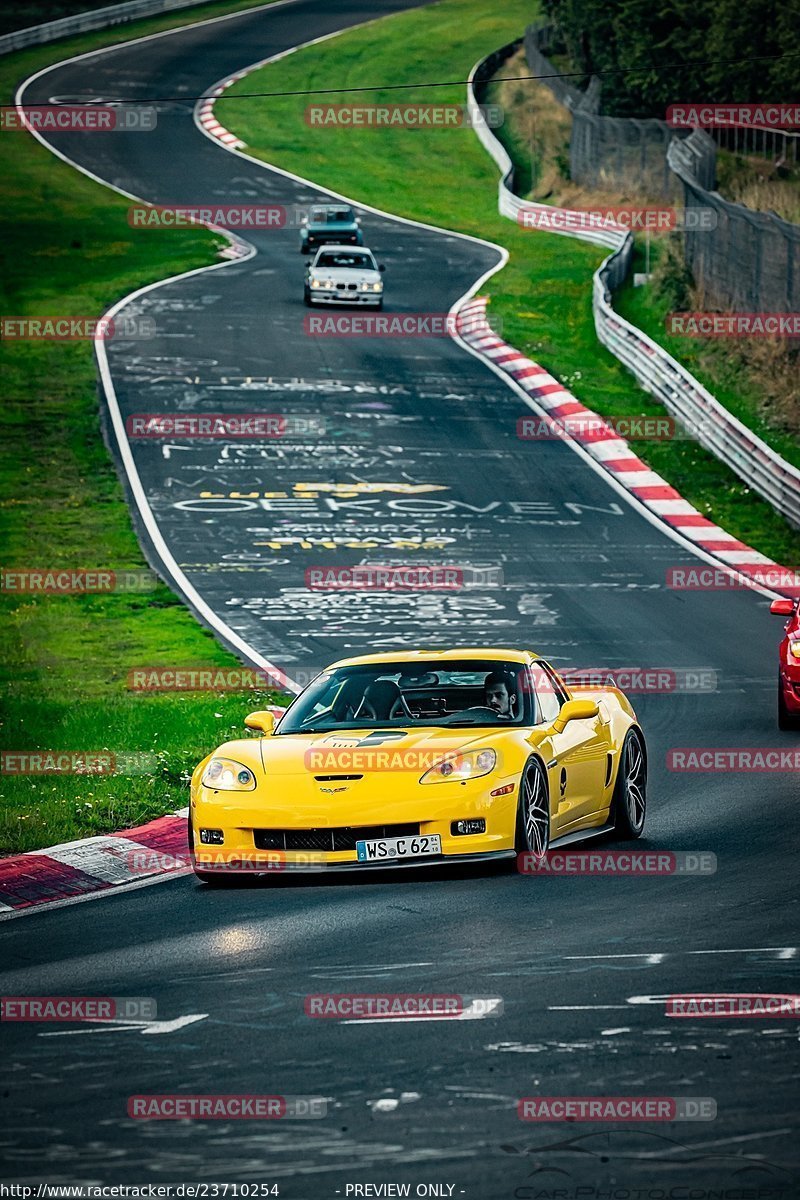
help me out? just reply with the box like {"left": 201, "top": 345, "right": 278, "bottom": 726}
{"left": 192, "top": 849, "right": 515, "bottom": 875}
{"left": 192, "top": 781, "right": 518, "bottom": 872}
{"left": 307, "top": 290, "right": 381, "bottom": 306}
{"left": 303, "top": 233, "right": 361, "bottom": 246}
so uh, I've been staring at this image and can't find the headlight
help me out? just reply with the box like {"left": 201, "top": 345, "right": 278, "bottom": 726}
{"left": 359, "top": 281, "right": 383, "bottom": 292}
{"left": 310, "top": 278, "right": 325, "bottom": 289}
{"left": 202, "top": 758, "right": 256, "bottom": 791}
{"left": 789, "top": 640, "right": 800, "bottom": 659}
{"left": 420, "top": 748, "right": 497, "bottom": 784}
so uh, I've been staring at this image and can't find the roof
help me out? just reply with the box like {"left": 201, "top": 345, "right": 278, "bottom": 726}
{"left": 325, "top": 648, "right": 539, "bottom": 669}
{"left": 308, "top": 208, "right": 356, "bottom": 222}
{"left": 312, "top": 244, "right": 370, "bottom": 252}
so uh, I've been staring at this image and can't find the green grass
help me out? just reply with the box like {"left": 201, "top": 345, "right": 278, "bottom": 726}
{"left": 0, "top": 0, "right": 289, "bottom": 855}
{"left": 221, "top": 0, "right": 800, "bottom": 569}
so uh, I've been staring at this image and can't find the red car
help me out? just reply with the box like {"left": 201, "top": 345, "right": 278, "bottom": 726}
{"left": 771, "top": 598, "right": 800, "bottom": 728}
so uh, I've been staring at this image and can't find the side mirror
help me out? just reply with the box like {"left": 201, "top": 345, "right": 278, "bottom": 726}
{"left": 245, "top": 710, "right": 275, "bottom": 735}
{"left": 378, "top": 263, "right": 386, "bottom": 272}
{"left": 355, "top": 217, "right": 361, "bottom": 225}
{"left": 770, "top": 599, "right": 795, "bottom": 615}
{"left": 551, "top": 699, "right": 599, "bottom": 733}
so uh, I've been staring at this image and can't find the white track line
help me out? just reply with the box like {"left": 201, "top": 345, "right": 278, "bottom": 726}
{"left": 15, "top": 1, "right": 308, "bottom": 694}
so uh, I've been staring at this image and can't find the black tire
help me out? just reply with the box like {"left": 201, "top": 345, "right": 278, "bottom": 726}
{"left": 514, "top": 757, "right": 550, "bottom": 857}
{"left": 303, "top": 288, "right": 312, "bottom": 307}
{"left": 375, "top": 299, "right": 383, "bottom": 311}
{"left": 612, "top": 729, "right": 647, "bottom": 839}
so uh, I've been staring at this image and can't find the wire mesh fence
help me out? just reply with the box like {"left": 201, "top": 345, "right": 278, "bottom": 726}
{"left": 524, "top": 25, "right": 684, "bottom": 201}
{"left": 523, "top": 23, "right": 800, "bottom": 314}
{"left": 669, "top": 132, "right": 800, "bottom": 313}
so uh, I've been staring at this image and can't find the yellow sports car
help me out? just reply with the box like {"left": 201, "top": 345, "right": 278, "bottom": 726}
{"left": 189, "top": 648, "right": 647, "bottom": 882}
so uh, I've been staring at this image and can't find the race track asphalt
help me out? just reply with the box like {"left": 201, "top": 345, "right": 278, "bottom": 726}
{"left": 3, "top": 1, "right": 799, "bottom": 1195}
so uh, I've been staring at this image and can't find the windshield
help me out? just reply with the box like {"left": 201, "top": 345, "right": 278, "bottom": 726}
{"left": 276, "top": 660, "right": 535, "bottom": 734}
{"left": 310, "top": 207, "right": 354, "bottom": 224}
{"left": 314, "top": 250, "right": 374, "bottom": 270}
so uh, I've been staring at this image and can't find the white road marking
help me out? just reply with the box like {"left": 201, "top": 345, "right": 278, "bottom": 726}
{"left": 16, "top": 17, "right": 304, "bottom": 697}
{"left": 653, "top": 1128, "right": 792, "bottom": 1152}
{"left": 39, "top": 1013, "right": 207, "bottom": 1037}
{"left": 565, "top": 947, "right": 797, "bottom": 960}
{"left": 549, "top": 1005, "right": 630, "bottom": 1011}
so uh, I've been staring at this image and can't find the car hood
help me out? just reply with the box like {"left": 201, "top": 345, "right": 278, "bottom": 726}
{"left": 207, "top": 726, "right": 505, "bottom": 778}
{"left": 308, "top": 267, "right": 379, "bottom": 284}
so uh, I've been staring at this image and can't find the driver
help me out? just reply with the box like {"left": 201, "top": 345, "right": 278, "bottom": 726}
{"left": 484, "top": 670, "right": 517, "bottom": 719}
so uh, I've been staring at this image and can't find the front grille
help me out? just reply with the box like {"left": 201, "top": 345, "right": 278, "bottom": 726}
{"left": 254, "top": 823, "right": 420, "bottom": 852}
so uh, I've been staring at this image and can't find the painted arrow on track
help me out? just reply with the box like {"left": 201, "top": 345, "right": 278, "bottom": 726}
{"left": 39, "top": 1013, "right": 208, "bottom": 1036}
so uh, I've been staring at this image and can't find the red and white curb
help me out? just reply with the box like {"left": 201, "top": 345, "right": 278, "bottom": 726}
{"left": 195, "top": 75, "right": 263, "bottom": 260}
{"left": 196, "top": 75, "right": 247, "bottom": 149}
{"left": 0, "top": 710, "right": 288, "bottom": 915}
{"left": 456, "top": 297, "right": 792, "bottom": 590}
{"left": 0, "top": 812, "right": 190, "bottom": 915}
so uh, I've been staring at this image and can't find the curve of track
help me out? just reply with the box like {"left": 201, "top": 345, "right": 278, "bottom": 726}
{"left": 4, "top": 1, "right": 799, "bottom": 1193}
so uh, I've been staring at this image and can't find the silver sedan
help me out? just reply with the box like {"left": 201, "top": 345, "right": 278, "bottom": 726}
{"left": 303, "top": 245, "right": 385, "bottom": 309}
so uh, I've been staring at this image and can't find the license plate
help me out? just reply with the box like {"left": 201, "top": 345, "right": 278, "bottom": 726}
{"left": 356, "top": 834, "right": 441, "bottom": 862}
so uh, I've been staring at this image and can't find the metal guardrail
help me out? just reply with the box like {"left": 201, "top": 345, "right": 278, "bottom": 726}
{"left": 0, "top": 0, "right": 218, "bottom": 55}
{"left": 468, "top": 49, "right": 800, "bottom": 530}
{"left": 468, "top": 48, "right": 623, "bottom": 251}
